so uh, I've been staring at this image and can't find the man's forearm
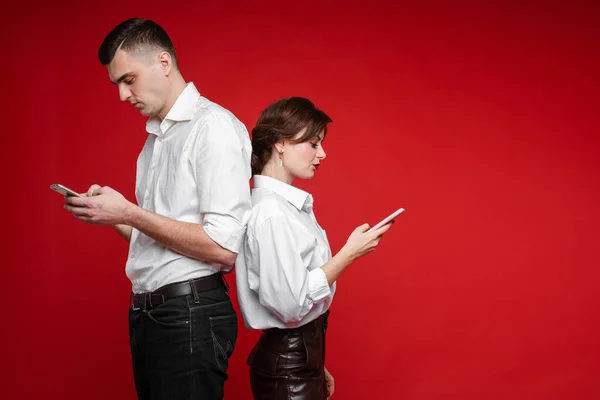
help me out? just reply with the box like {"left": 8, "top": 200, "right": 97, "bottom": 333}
{"left": 123, "top": 204, "right": 237, "bottom": 266}
{"left": 113, "top": 224, "right": 133, "bottom": 242}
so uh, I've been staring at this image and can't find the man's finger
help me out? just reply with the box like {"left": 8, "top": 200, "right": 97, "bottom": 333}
{"left": 65, "top": 196, "right": 88, "bottom": 206}
{"left": 87, "top": 184, "right": 102, "bottom": 197}
{"left": 65, "top": 204, "right": 91, "bottom": 217}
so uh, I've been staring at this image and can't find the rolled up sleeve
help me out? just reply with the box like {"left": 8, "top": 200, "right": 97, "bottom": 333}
{"left": 194, "top": 113, "right": 252, "bottom": 253}
{"left": 248, "top": 214, "right": 331, "bottom": 324}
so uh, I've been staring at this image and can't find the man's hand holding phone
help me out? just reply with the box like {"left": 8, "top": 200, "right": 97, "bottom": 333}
{"left": 53, "top": 183, "right": 133, "bottom": 225}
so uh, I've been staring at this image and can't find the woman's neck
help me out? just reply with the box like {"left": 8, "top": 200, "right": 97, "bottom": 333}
{"left": 260, "top": 161, "right": 294, "bottom": 185}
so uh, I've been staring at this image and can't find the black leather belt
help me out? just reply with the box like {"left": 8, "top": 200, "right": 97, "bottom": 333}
{"left": 130, "top": 273, "right": 225, "bottom": 311}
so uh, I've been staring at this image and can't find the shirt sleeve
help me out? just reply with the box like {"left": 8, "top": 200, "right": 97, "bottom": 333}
{"left": 247, "top": 214, "right": 331, "bottom": 324}
{"left": 194, "top": 113, "right": 252, "bottom": 254}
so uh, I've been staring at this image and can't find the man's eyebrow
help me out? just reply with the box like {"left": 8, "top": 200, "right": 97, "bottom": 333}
{"left": 111, "top": 72, "right": 135, "bottom": 85}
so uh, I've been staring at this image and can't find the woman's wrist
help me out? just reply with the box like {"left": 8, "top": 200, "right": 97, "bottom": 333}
{"left": 338, "top": 246, "right": 356, "bottom": 264}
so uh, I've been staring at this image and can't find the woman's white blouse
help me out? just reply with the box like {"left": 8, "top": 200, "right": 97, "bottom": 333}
{"left": 235, "top": 175, "right": 336, "bottom": 329}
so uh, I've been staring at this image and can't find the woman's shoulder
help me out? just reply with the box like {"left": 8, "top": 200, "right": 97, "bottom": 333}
{"left": 248, "top": 188, "right": 294, "bottom": 231}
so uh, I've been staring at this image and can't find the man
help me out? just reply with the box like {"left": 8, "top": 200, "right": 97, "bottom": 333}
{"left": 64, "top": 18, "right": 251, "bottom": 399}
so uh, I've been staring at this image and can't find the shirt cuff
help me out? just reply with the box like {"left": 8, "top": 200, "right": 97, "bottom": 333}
{"left": 307, "top": 267, "right": 331, "bottom": 303}
{"left": 204, "top": 218, "right": 245, "bottom": 254}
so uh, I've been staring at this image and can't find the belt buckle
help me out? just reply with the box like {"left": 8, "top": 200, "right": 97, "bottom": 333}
{"left": 131, "top": 292, "right": 149, "bottom": 311}
{"left": 130, "top": 293, "right": 140, "bottom": 311}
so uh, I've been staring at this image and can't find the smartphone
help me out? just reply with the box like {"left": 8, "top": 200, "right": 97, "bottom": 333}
{"left": 367, "top": 207, "right": 405, "bottom": 232}
{"left": 50, "top": 184, "right": 84, "bottom": 198}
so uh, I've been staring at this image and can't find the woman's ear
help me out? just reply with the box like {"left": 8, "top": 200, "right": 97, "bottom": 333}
{"left": 274, "top": 140, "right": 285, "bottom": 154}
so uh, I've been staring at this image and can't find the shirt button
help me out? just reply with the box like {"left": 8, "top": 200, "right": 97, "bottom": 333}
{"left": 145, "top": 195, "right": 150, "bottom": 201}
{"left": 151, "top": 165, "right": 156, "bottom": 170}
{"left": 130, "top": 253, "right": 136, "bottom": 259}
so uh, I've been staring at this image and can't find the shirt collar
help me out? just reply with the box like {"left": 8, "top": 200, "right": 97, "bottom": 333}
{"left": 146, "top": 82, "right": 200, "bottom": 136}
{"left": 253, "top": 175, "right": 313, "bottom": 212}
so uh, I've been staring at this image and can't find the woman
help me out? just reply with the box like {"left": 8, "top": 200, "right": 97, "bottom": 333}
{"left": 236, "top": 97, "right": 393, "bottom": 399}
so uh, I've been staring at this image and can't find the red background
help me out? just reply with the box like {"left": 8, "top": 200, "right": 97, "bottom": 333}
{"left": 3, "top": 1, "right": 600, "bottom": 399}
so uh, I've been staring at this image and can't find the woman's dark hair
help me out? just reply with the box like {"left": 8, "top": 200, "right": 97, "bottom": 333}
{"left": 98, "top": 18, "right": 178, "bottom": 68}
{"left": 251, "top": 97, "right": 332, "bottom": 175}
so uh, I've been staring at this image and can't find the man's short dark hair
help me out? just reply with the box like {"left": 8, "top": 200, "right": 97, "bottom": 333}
{"left": 98, "top": 18, "right": 178, "bottom": 67}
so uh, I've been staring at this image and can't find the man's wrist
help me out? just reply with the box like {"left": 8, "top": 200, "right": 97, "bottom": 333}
{"left": 122, "top": 202, "right": 139, "bottom": 226}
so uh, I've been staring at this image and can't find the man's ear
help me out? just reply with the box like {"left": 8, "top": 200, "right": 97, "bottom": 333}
{"left": 158, "top": 51, "right": 173, "bottom": 75}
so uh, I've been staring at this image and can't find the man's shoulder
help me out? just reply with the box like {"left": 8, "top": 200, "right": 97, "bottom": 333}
{"left": 192, "top": 96, "right": 239, "bottom": 125}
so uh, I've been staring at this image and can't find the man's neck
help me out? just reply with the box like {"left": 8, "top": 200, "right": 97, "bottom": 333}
{"left": 158, "top": 74, "right": 188, "bottom": 120}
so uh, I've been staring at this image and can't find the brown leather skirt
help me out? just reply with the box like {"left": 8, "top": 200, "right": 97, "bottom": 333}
{"left": 247, "top": 311, "right": 330, "bottom": 400}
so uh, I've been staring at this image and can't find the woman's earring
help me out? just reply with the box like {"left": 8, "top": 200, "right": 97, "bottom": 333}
{"left": 279, "top": 151, "right": 283, "bottom": 168}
